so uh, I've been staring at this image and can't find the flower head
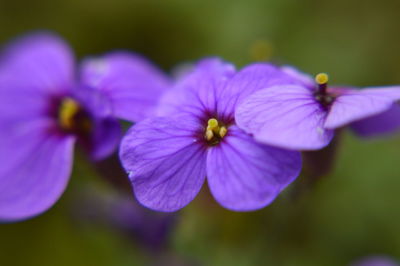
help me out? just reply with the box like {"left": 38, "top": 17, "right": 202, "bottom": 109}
{"left": 0, "top": 32, "right": 170, "bottom": 221}
{"left": 120, "top": 58, "right": 302, "bottom": 212}
{"left": 236, "top": 66, "right": 400, "bottom": 150}
{"left": 72, "top": 187, "right": 176, "bottom": 251}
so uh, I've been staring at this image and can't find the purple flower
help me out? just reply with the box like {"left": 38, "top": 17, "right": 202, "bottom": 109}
{"left": 235, "top": 66, "right": 400, "bottom": 150}
{"left": 0, "top": 33, "right": 170, "bottom": 221}
{"left": 120, "top": 58, "right": 302, "bottom": 212}
{"left": 351, "top": 255, "right": 399, "bottom": 266}
{"left": 71, "top": 187, "right": 176, "bottom": 252}
{"left": 350, "top": 103, "right": 400, "bottom": 138}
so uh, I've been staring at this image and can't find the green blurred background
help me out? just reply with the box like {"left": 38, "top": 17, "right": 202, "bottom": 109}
{"left": 1, "top": 0, "right": 400, "bottom": 265}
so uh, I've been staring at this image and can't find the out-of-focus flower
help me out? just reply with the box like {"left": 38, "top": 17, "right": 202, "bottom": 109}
{"left": 81, "top": 51, "right": 171, "bottom": 122}
{"left": 71, "top": 187, "right": 176, "bottom": 252}
{"left": 351, "top": 255, "right": 399, "bottom": 266}
{"left": 0, "top": 32, "right": 170, "bottom": 221}
{"left": 120, "top": 58, "right": 302, "bottom": 212}
{"left": 350, "top": 103, "right": 400, "bottom": 138}
{"left": 236, "top": 66, "right": 400, "bottom": 150}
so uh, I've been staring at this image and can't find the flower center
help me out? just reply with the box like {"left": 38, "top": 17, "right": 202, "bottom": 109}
{"left": 314, "top": 73, "right": 334, "bottom": 107}
{"left": 58, "top": 97, "right": 92, "bottom": 134}
{"left": 204, "top": 118, "right": 227, "bottom": 145}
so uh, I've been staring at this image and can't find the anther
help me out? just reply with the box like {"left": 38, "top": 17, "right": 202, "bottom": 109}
{"left": 315, "top": 73, "right": 329, "bottom": 95}
{"left": 315, "top": 73, "right": 329, "bottom": 85}
{"left": 59, "top": 98, "right": 79, "bottom": 130}
{"left": 219, "top": 126, "right": 227, "bottom": 138}
{"left": 204, "top": 118, "right": 228, "bottom": 144}
{"left": 207, "top": 118, "right": 219, "bottom": 130}
{"left": 205, "top": 129, "right": 214, "bottom": 141}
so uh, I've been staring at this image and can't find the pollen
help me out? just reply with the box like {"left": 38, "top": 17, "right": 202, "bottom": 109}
{"left": 207, "top": 118, "right": 219, "bottom": 130}
{"left": 205, "top": 118, "right": 228, "bottom": 144}
{"left": 219, "top": 126, "right": 227, "bottom": 138}
{"left": 205, "top": 129, "right": 214, "bottom": 141}
{"left": 315, "top": 73, "right": 329, "bottom": 85}
{"left": 59, "top": 97, "right": 80, "bottom": 130}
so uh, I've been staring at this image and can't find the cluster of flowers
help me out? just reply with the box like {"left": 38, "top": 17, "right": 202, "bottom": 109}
{"left": 1, "top": 32, "right": 400, "bottom": 222}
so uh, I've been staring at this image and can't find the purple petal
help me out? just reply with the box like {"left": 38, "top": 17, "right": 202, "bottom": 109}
{"left": 0, "top": 119, "right": 53, "bottom": 172}
{"left": 0, "top": 32, "right": 74, "bottom": 95}
{"left": 236, "top": 85, "right": 334, "bottom": 150}
{"left": 325, "top": 86, "right": 400, "bottom": 129}
{"left": 157, "top": 58, "right": 236, "bottom": 119}
{"left": 0, "top": 88, "right": 48, "bottom": 122}
{"left": 71, "top": 85, "right": 114, "bottom": 117}
{"left": 81, "top": 52, "right": 171, "bottom": 122}
{"left": 218, "top": 63, "right": 301, "bottom": 118}
{"left": 70, "top": 86, "right": 121, "bottom": 160}
{"left": 89, "top": 118, "right": 121, "bottom": 160}
{"left": 280, "top": 65, "right": 314, "bottom": 88}
{"left": 207, "top": 126, "right": 301, "bottom": 211}
{"left": 350, "top": 103, "right": 400, "bottom": 138}
{"left": 120, "top": 117, "right": 207, "bottom": 212}
{"left": 157, "top": 60, "right": 298, "bottom": 122}
{"left": 0, "top": 126, "right": 75, "bottom": 221}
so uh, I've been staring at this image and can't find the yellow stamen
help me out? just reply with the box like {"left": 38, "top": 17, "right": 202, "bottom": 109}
{"left": 204, "top": 118, "right": 228, "bottom": 143}
{"left": 205, "top": 129, "right": 214, "bottom": 141}
{"left": 207, "top": 118, "right": 219, "bottom": 130}
{"left": 59, "top": 98, "right": 79, "bottom": 130}
{"left": 315, "top": 73, "right": 329, "bottom": 85}
{"left": 219, "top": 126, "right": 227, "bottom": 138}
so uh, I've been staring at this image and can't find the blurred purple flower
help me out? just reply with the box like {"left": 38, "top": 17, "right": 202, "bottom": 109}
{"left": 351, "top": 255, "right": 399, "bottom": 266}
{"left": 236, "top": 66, "right": 400, "bottom": 150}
{"left": 72, "top": 187, "right": 176, "bottom": 251}
{"left": 0, "top": 33, "right": 170, "bottom": 221}
{"left": 350, "top": 103, "right": 400, "bottom": 138}
{"left": 120, "top": 58, "right": 302, "bottom": 212}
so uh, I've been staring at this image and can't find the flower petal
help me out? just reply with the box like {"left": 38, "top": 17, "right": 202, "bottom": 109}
{"left": 120, "top": 117, "right": 207, "bottom": 212}
{"left": 89, "top": 118, "right": 121, "bottom": 160}
{"left": 350, "top": 103, "right": 400, "bottom": 138}
{"left": 81, "top": 52, "right": 171, "bottom": 122}
{"left": 280, "top": 65, "right": 314, "bottom": 88}
{"left": 70, "top": 86, "right": 121, "bottom": 160}
{"left": 157, "top": 58, "right": 235, "bottom": 119}
{"left": 0, "top": 32, "right": 74, "bottom": 94}
{"left": 0, "top": 88, "right": 48, "bottom": 122}
{"left": 207, "top": 126, "right": 301, "bottom": 211}
{"left": 0, "top": 126, "right": 75, "bottom": 221}
{"left": 236, "top": 85, "right": 333, "bottom": 150}
{"left": 324, "top": 86, "right": 400, "bottom": 129}
{"left": 0, "top": 119, "right": 52, "bottom": 172}
{"left": 218, "top": 63, "right": 300, "bottom": 118}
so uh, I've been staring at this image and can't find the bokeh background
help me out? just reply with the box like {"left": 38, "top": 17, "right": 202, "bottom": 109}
{"left": 1, "top": 0, "right": 400, "bottom": 265}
